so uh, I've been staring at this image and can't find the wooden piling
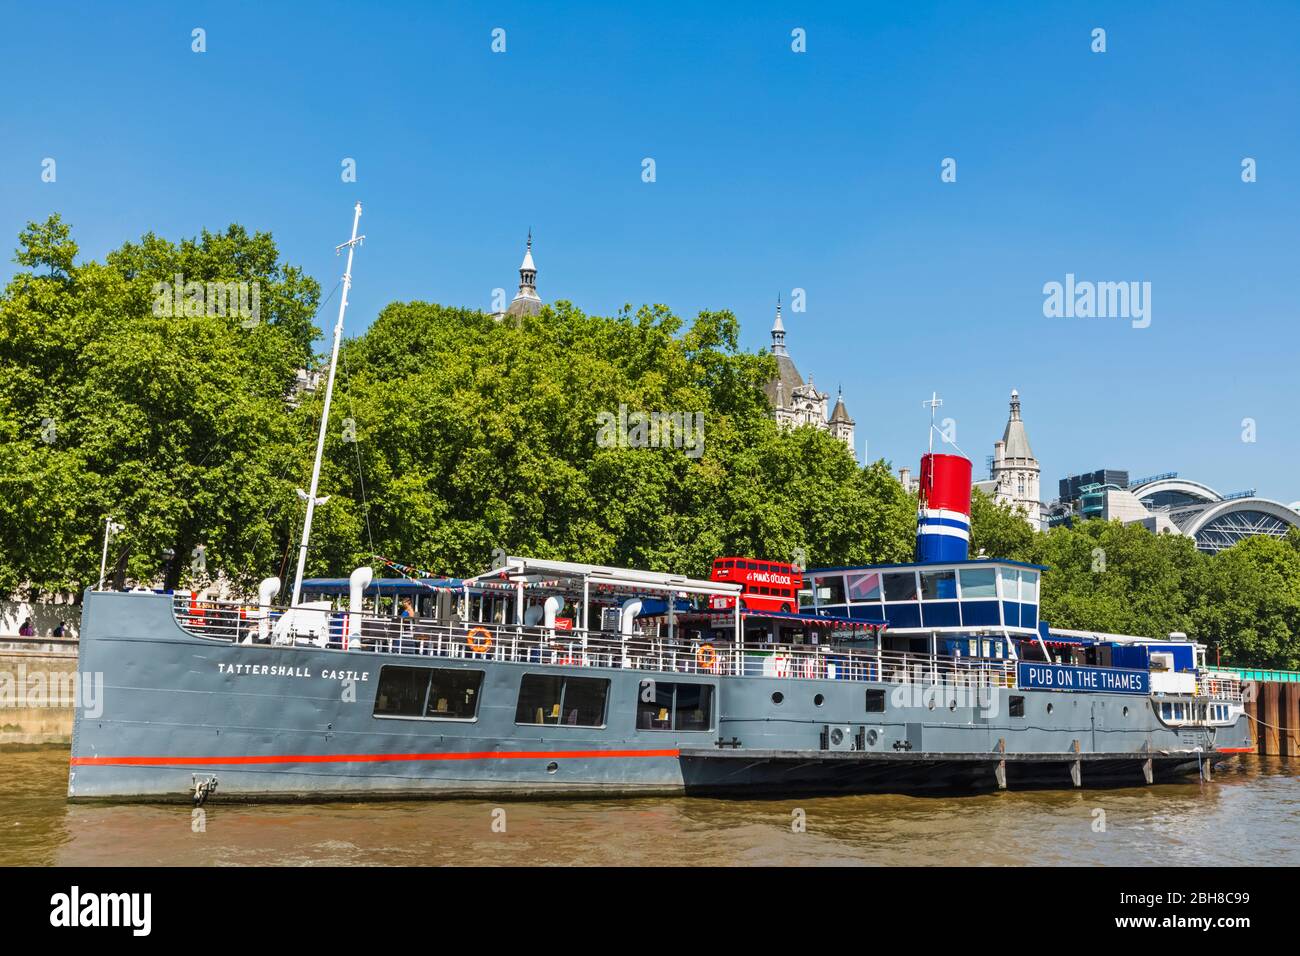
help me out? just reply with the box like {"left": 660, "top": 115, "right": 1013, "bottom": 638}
{"left": 1282, "top": 682, "right": 1300, "bottom": 758}
{"left": 1260, "top": 681, "right": 1282, "bottom": 756}
{"left": 1244, "top": 682, "right": 1260, "bottom": 753}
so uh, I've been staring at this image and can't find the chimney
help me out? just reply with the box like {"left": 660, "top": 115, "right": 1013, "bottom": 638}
{"left": 899, "top": 467, "right": 911, "bottom": 491}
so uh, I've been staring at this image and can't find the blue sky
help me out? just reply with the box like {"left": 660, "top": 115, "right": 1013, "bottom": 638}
{"left": 2, "top": 1, "right": 1298, "bottom": 502}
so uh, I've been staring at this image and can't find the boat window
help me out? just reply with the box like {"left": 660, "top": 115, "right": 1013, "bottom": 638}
{"left": 813, "top": 575, "right": 845, "bottom": 605}
{"left": 515, "top": 674, "right": 609, "bottom": 727}
{"left": 847, "top": 572, "right": 882, "bottom": 602}
{"left": 883, "top": 572, "right": 918, "bottom": 602}
{"left": 958, "top": 567, "right": 997, "bottom": 598}
{"left": 1161, "top": 701, "right": 1172, "bottom": 719}
{"left": 920, "top": 570, "right": 957, "bottom": 600}
{"left": 798, "top": 587, "right": 815, "bottom": 608}
{"left": 865, "top": 689, "right": 885, "bottom": 713}
{"left": 1019, "top": 571, "right": 1039, "bottom": 603}
{"left": 637, "top": 681, "right": 713, "bottom": 731}
{"left": 1009, "top": 695, "right": 1025, "bottom": 718}
{"left": 374, "top": 666, "right": 430, "bottom": 717}
{"left": 516, "top": 675, "right": 564, "bottom": 724}
{"left": 374, "top": 666, "right": 484, "bottom": 720}
{"left": 674, "top": 683, "right": 713, "bottom": 731}
{"left": 561, "top": 677, "right": 609, "bottom": 726}
{"left": 424, "top": 669, "right": 483, "bottom": 719}
{"left": 998, "top": 568, "right": 1020, "bottom": 600}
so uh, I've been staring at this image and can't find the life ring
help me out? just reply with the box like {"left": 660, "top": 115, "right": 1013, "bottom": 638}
{"left": 466, "top": 627, "right": 493, "bottom": 654}
{"left": 697, "top": 644, "right": 718, "bottom": 671}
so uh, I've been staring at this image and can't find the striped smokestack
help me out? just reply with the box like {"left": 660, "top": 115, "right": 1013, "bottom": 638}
{"left": 916, "top": 453, "right": 972, "bottom": 562}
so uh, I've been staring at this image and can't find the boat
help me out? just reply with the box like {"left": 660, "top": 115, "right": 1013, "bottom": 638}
{"left": 66, "top": 206, "right": 1252, "bottom": 802}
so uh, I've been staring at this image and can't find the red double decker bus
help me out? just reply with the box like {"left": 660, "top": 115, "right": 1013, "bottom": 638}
{"left": 709, "top": 557, "right": 802, "bottom": 614}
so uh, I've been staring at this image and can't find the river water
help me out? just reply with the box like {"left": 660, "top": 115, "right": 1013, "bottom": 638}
{"left": 1, "top": 746, "right": 1296, "bottom": 866}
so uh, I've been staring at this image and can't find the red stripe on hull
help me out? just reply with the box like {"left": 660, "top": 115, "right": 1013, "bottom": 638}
{"left": 1215, "top": 747, "right": 1254, "bottom": 754}
{"left": 70, "top": 748, "right": 681, "bottom": 767}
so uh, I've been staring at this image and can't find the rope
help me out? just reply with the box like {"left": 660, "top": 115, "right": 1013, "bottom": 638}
{"left": 1244, "top": 710, "right": 1292, "bottom": 734}
{"left": 340, "top": 343, "right": 375, "bottom": 554}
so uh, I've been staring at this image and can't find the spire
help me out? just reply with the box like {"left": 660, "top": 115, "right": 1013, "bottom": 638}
{"left": 1001, "top": 388, "right": 1034, "bottom": 460}
{"left": 507, "top": 230, "right": 541, "bottom": 318}
{"left": 771, "top": 294, "right": 788, "bottom": 356}
{"left": 830, "top": 386, "right": 853, "bottom": 424}
{"left": 519, "top": 229, "right": 536, "bottom": 287}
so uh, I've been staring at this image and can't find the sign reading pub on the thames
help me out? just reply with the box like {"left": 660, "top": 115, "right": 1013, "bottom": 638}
{"left": 1017, "top": 662, "right": 1150, "bottom": 695}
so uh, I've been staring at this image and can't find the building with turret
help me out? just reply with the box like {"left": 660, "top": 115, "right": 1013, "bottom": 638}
{"left": 492, "top": 231, "right": 543, "bottom": 321}
{"left": 762, "top": 298, "right": 855, "bottom": 458}
{"left": 974, "top": 389, "right": 1044, "bottom": 529}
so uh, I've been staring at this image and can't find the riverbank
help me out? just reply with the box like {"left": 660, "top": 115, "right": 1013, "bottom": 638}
{"left": 0, "top": 640, "right": 79, "bottom": 745}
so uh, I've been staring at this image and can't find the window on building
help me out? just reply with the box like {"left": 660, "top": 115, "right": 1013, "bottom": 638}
{"left": 516, "top": 674, "right": 609, "bottom": 727}
{"left": 636, "top": 681, "right": 714, "bottom": 731}
{"left": 375, "top": 666, "right": 484, "bottom": 720}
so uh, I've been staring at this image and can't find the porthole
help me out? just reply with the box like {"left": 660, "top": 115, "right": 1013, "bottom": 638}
{"left": 1046, "top": 703, "right": 1054, "bottom": 715}
{"left": 813, "top": 694, "right": 825, "bottom": 707}
{"left": 546, "top": 761, "right": 559, "bottom": 774}
{"left": 948, "top": 700, "right": 957, "bottom": 712}
{"left": 772, "top": 692, "right": 784, "bottom": 705}
{"left": 1123, "top": 706, "right": 1130, "bottom": 718}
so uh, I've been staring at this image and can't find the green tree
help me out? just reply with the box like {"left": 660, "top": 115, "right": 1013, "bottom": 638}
{"left": 0, "top": 215, "right": 320, "bottom": 597}
{"left": 1192, "top": 536, "right": 1300, "bottom": 669}
{"left": 969, "top": 488, "right": 1034, "bottom": 561}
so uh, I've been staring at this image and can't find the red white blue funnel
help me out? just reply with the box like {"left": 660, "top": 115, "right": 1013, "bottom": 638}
{"left": 916, "top": 453, "right": 972, "bottom": 562}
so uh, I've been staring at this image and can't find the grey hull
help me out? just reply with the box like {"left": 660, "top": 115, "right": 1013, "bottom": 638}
{"left": 69, "top": 591, "right": 1252, "bottom": 801}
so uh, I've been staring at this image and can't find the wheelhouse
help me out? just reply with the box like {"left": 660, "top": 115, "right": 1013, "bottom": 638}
{"left": 800, "top": 559, "right": 1046, "bottom": 661}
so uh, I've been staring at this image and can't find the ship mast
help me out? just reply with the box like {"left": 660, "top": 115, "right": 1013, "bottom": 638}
{"left": 289, "top": 202, "right": 365, "bottom": 608}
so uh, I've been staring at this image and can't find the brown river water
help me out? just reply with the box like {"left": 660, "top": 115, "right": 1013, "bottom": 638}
{"left": 1, "top": 746, "right": 1296, "bottom": 866}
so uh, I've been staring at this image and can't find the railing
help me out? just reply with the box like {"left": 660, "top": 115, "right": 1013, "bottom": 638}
{"left": 1199, "top": 673, "right": 1247, "bottom": 703}
{"left": 1219, "top": 666, "right": 1300, "bottom": 685}
{"left": 172, "top": 596, "right": 1018, "bottom": 688}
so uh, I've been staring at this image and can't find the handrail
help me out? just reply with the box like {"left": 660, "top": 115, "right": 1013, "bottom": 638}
{"left": 171, "top": 595, "right": 1017, "bottom": 688}
{"left": 169, "top": 595, "right": 1248, "bottom": 701}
